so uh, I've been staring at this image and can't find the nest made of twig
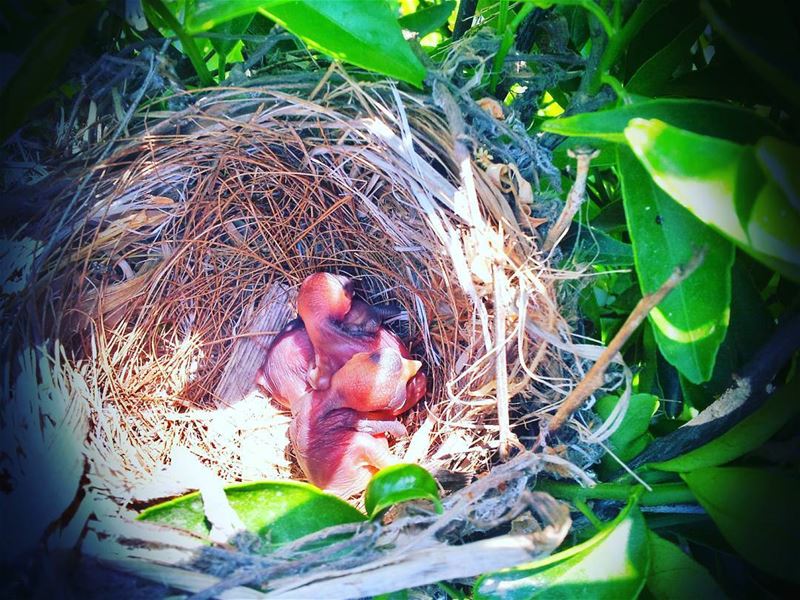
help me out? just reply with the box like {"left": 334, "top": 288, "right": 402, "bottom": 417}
{"left": 2, "top": 71, "right": 628, "bottom": 514}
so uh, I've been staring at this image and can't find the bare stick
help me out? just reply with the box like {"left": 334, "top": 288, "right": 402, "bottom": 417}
{"left": 543, "top": 250, "right": 706, "bottom": 436}
{"left": 542, "top": 148, "right": 599, "bottom": 253}
{"left": 495, "top": 262, "right": 524, "bottom": 459}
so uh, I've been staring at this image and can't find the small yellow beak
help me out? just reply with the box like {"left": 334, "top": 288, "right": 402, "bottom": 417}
{"left": 403, "top": 358, "right": 422, "bottom": 379}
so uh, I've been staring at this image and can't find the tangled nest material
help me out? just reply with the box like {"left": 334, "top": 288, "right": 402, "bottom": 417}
{"left": 1, "top": 68, "right": 631, "bottom": 594}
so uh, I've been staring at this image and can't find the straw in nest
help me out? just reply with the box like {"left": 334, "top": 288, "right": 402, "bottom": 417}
{"left": 1, "top": 75, "right": 633, "bottom": 595}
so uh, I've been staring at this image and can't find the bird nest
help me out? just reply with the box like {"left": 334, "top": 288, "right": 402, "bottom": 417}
{"left": 2, "top": 76, "right": 624, "bottom": 593}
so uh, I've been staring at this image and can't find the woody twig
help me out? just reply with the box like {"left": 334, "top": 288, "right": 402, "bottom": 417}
{"left": 540, "top": 249, "right": 706, "bottom": 439}
{"left": 542, "top": 148, "right": 600, "bottom": 253}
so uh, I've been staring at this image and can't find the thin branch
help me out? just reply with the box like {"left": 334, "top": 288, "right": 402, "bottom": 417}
{"left": 541, "top": 250, "right": 706, "bottom": 437}
{"left": 542, "top": 148, "right": 599, "bottom": 253}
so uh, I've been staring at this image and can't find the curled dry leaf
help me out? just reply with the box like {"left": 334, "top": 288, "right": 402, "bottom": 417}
{"left": 477, "top": 97, "right": 505, "bottom": 120}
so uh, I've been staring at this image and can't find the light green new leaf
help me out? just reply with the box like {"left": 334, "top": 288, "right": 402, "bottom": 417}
{"left": 474, "top": 503, "right": 649, "bottom": 599}
{"left": 595, "top": 393, "right": 659, "bottom": 461}
{"left": 625, "top": 119, "right": 800, "bottom": 280}
{"left": 650, "top": 379, "right": 800, "bottom": 472}
{"left": 646, "top": 532, "right": 725, "bottom": 599}
{"left": 139, "top": 480, "right": 366, "bottom": 548}
{"left": 186, "top": 0, "right": 426, "bottom": 87}
{"left": 365, "top": 464, "right": 442, "bottom": 519}
{"left": 541, "top": 98, "right": 780, "bottom": 144}
{"left": 617, "top": 147, "right": 733, "bottom": 384}
{"left": 683, "top": 467, "right": 800, "bottom": 584}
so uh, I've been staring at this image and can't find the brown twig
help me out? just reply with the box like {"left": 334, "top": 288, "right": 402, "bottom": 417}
{"left": 542, "top": 249, "right": 707, "bottom": 438}
{"left": 542, "top": 148, "right": 599, "bottom": 253}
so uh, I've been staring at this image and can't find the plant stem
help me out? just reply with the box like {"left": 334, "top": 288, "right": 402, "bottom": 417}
{"left": 489, "top": 3, "right": 535, "bottom": 93}
{"left": 217, "top": 53, "right": 227, "bottom": 83}
{"left": 144, "top": 0, "right": 214, "bottom": 86}
{"left": 574, "top": 498, "right": 604, "bottom": 529}
{"left": 536, "top": 479, "right": 697, "bottom": 506}
{"left": 592, "top": 0, "right": 669, "bottom": 93}
{"left": 497, "top": 0, "right": 510, "bottom": 34}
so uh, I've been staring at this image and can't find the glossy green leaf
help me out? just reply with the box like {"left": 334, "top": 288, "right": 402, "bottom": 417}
{"left": 398, "top": 1, "right": 456, "bottom": 36}
{"left": 139, "top": 480, "right": 366, "bottom": 546}
{"left": 186, "top": 0, "right": 426, "bottom": 87}
{"left": 365, "top": 464, "right": 442, "bottom": 519}
{"left": 646, "top": 532, "right": 725, "bottom": 599}
{"left": 617, "top": 147, "right": 734, "bottom": 384}
{"left": 187, "top": 0, "right": 283, "bottom": 29}
{"left": 474, "top": 503, "right": 650, "bottom": 599}
{"left": 542, "top": 99, "right": 781, "bottom": 144}
{"left": 683, "top": 467, "right": 800, "bottom": 583}
{"left": 625, "top": 119, "right": 800, "bottom": 280}
{"left": 650, "top": 380, "right": 800, "bottom": 472}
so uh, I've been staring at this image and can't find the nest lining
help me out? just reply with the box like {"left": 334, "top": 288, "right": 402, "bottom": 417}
{"left": 1, "top": 79, "right": 626, "bottom": 510}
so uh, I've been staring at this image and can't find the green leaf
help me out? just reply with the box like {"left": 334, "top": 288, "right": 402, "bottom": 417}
{"left": 568, "top": 226, "right": 634, "bottom": 267}
{"left": 552, "top": 138, "right": 617, "bottom": 169}
{"left": 598, "top": 0, "right": 671, "bottom": 76}
{"left": 374, "top": 591, "right": 410, "bottom": 600}
{"left": 698, "top": 256, "right": 775, "bottom": 396}
{"left": 617, "top": 147, "right": 734, "bottom": 384}
{"left": 650, "top": 380, "right": 800, "bottom": 472}
{"left": 627, "top": 16, "right": 705, "bottom": 95}
{"left": 205, "top": 14, "right": 254, "bottom": 61}
{"left": 646, "top": 532, "right": 725, "bottom": 599}
{"left": 755, "top": 137, "right": 800, "bottom": 212}
{"left": 398, "top": 1, "right": 456, "bottom": 37}
{"left": 542, "top": 99, "right": 781, "bottom": 144}
{"left": 187, "top": 0, "right": 282, "bottom": 29}
{"left": 365, "top": 464, "right": 442, "bottom": 519}
{"left": 139, "top": 480, "right": 366, "bottom": 547}
{"left": 624, "top": 119, "right": 800, "bottom": 281}
{"left": 186, "top": 0, "right": 426, "bottom": 87}
{"left": 595, "top": 393, "right": 659, "bottom": 460}
{"left": 682, "top": 467, "right": 800, "bottom": 583}
{"left": 621, "top": 0, "right": 698, "bottom": 78}
{"left": 474, "top": 503, "right": 650, "bottom": 599}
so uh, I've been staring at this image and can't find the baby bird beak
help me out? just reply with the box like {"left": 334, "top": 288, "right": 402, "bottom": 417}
{"left": 403, "top": 358, "right": 422, "bottom": 380}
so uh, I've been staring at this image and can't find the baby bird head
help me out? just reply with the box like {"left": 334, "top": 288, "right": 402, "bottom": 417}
{"left": 332, "top": 349, "right": 422, "bottom": 412}
{"left": 298, "top": 272, "right": 354, "bottom": 322}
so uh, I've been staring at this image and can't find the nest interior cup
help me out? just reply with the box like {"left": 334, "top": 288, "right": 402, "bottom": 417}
{"left": 22, "top": 85, "right": 567, "bottom": 497}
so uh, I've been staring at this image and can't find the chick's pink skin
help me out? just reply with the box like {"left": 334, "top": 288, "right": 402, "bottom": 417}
{"left": 290, "top": 349, "right": 420, "bottom": 498}
{"left": 297, "top": 272, "right": 428, "bottom": 411}
{"left": 256, "top": 318, "right": 314, "bottom": 409}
